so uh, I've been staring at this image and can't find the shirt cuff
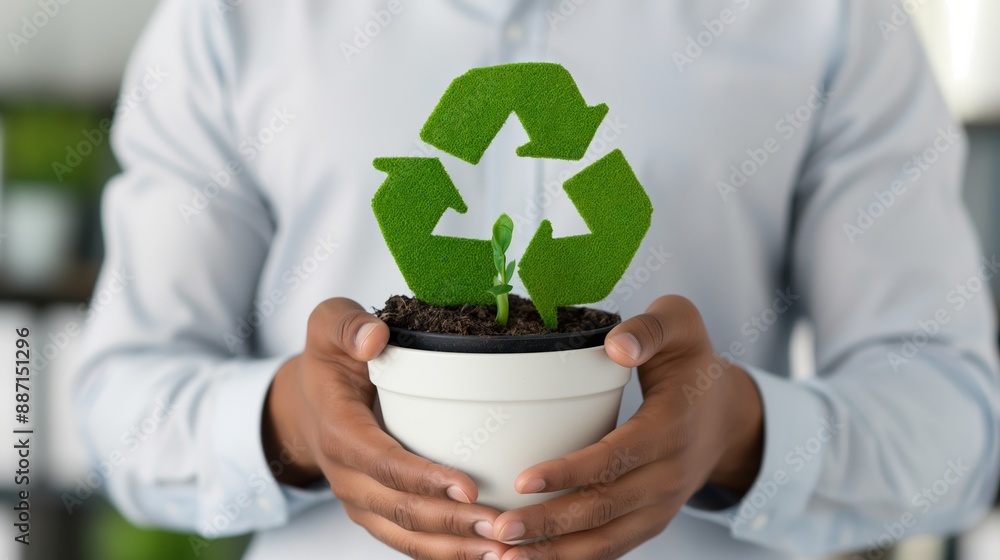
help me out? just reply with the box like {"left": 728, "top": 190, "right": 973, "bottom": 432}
{"left": 208, "top": 356, "right": 331, "bottom": 533}
{"left": 683, "top": 364, "right": 829, "bottom": 545}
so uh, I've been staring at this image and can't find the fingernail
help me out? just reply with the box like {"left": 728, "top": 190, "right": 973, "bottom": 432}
{"left": 355, "top": 323, "right": 377, "bottom": 353}
{"left": 608, "top": 333, "right": 642, "bottom": 361}
{"left": 447, "top": 485, "right": 471, "bottom": 503}
{"left": 518, "top": 478, "right": 545, "bottom": 494}
{"left": 482, "top": 553, "right": 500, "bottom": 560}
{"left": 498, "top": 521, "right": 525, "bottom": 543}
{"left": 474, "top": 520, "right": 494, "bottom": 539}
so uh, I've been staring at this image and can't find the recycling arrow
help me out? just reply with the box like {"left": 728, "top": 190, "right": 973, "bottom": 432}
{"left": 518, "top": 149, "right": 652, "bottom": 329}
{"left": 373, "top": 62, "right": 654, "bottom": 330}
{"left": 372, "top": 157, "right": 495, "bottom": 306}
{"left": 420, "top": 63, "right": 609, "bottom": 164}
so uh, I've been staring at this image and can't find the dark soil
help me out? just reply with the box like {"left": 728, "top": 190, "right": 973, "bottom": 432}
{"left": 375, "top": 294, "right": 620, "bottom": 336}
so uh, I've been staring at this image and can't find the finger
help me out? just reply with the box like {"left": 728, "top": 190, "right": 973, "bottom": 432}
{"left": 501, "top": 505, "right": 675, "bottom": 560}
{"left": 330, "top": 464, "right": 500, "bottom": 539}
{"left": 604, "top": 295, "right": 707, "bottom": 368}
{"left": 321, "top": 399, "right": 481, "bottom": 503}
{"left": 495, "top": 463, "right": 685, "bottom": 542}
{"left": 513, "top": 411, "right": 691, "bottom": 493}
{"left": 345, "top": 504, "right": 510, "bottom": 560}
{"left": 307, "top": 297, "right": 389, "bottom": 361}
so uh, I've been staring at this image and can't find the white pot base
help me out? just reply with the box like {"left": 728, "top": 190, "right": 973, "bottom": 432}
{"left": 369, "top": 342, "right": 631, "bottom": 511}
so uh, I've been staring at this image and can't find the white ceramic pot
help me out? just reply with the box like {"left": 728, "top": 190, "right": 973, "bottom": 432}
{"left": 368, "top": 328, "right": 631, "bottom": 511}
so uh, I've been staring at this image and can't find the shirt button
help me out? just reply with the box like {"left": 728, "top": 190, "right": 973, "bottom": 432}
{"left": 258, "top": 498, "right": 273, "bottom": 511}
{"left": 750, "top": 514, "right": 769, "bottom": 531}
{"left": 505, "top": 23, "right": 524, "bottom": 43}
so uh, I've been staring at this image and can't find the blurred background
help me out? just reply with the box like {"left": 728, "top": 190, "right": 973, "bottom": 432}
{"left": 0, "top": 1, "right": 997, "bottom": 559}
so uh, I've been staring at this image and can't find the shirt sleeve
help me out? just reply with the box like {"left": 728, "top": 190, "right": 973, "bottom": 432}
{"left": 72, "top": 0, "right": 330, "bottom": 536}
{"left": 684, "top": 0, "right": 1000, "bottom": 555}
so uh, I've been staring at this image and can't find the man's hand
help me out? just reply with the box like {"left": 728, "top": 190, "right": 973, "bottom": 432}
{"left": 263, "top": 298, "right": 511, "bottom": 560}
{"left": 493, "top": 295, "right": 764, "bottom": 559}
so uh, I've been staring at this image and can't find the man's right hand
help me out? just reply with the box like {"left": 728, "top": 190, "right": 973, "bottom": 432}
{"left": 263, "top": 298, "right": 509, "bottom": 559}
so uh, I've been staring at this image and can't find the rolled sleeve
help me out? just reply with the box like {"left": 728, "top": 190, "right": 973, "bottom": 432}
{"left": 684, "top": 365, "right": 828, "bottom": 544}
{"left": 206, "top": 356, "right": 331, "bottom": 534}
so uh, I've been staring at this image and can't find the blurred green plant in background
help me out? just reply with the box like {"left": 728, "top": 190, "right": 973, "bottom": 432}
{"left": 1, "top": 102, "right": 246, "bottom": 558}
{"left": 85, "top": 501, "right": 249, "bottom": 560}
{"left": 0, "top": 103, "right": 121, "bottom": 274}
{"left": 1, "top": 103, "right": 118, "bottom": 198}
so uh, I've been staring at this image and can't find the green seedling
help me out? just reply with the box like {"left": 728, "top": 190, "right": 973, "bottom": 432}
{"left": 486, "top": 214, "right": 516, "bottom": 326}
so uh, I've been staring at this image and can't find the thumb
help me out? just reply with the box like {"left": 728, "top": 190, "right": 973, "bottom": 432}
{"left": 604, "top": 295, "right": 704, "bottom": 367}
{"left": 353, "top": 320, "right": 390, "bottom": 361}
{"left": 307, "top": 298, "right": 389, "bottom": 361}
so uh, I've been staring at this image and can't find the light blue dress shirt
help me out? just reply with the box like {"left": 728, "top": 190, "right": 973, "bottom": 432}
{"left": 73, "top": 0, "right": 1000, "bottom": 558}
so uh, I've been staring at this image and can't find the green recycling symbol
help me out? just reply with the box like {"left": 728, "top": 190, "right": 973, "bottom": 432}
{"left": 373, "top": 63, "right": 653, "bottom": 329}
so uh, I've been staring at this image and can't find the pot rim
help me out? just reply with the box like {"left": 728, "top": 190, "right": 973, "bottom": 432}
{"left": 386, "top": 323, "right": 618, "bottom": 354}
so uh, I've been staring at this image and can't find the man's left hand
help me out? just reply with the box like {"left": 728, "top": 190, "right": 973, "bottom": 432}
{"left": 492, "top": 295, "right": 765, "bottom": 559}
